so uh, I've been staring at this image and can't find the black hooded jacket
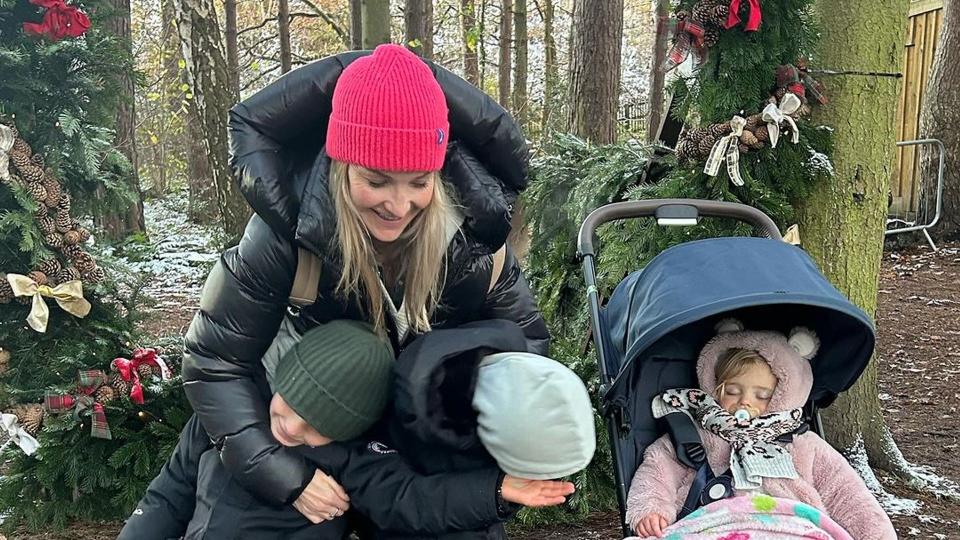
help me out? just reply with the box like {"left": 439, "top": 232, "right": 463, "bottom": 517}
{"left": 180, "top": 50, "right": 550, "bottom": 508}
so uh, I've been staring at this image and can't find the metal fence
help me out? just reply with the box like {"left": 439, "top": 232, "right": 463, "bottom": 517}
{"left": 886, "top": 138, "right": 945, "bottom": 251}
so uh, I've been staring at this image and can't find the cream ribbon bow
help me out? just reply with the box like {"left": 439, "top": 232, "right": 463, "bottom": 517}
{"left": 6, "top": 274, "right": 92, "bottom": 333}
{"left": 1, "top": 413, "right": 40, "bottom": 455}
{"left": 0, "top": 124, "right": 15, "bottom": 184}
{"left": 704, "top": 116, "right": 747, "bottom": 187}
{"left": 761, "top": 93, "right": 802, "bottom": 148}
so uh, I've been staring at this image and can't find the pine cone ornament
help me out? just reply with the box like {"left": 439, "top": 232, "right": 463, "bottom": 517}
{"left": 55, "top": 212, "right": 72, "bottom": 233}
{"left": 709, "top": 122, "right": 732, "bottom": 138}
{"left": 11, "top": 138, "right": 32, "bottom": 159}
{"left": 61, "top": 244, "right": 83, "bottom": 260}
{"left": 55, "top": 266, "right": 81, "bottom": 284}
{"left": 754, "top": 125, "right": 770, "bottom": 143}
{"left": 703, "top": 27, "right": 720, "bottom": 48}
{"left": 137, "top": 363, "right": 155, "bottom": 380}
{"left": 44, "top": 233, "right": 64, "bottom": 249}
{"left": 0, "top": 348, "right": 9, "bottom": 376}
{"left": 31, "top": 153, "right": 44, "bottom": 168}
{"left": 21, "top": 406, "right": 43, "bottom": 436}
{"left": 39, "top": 258, "right": 61, "bottom": 277}
{"left": 774, "top": 87, "right": 789, "bottom": 103}
{"left": 95, "top": 385, "right": 116, "bottom": 404}
{"left": 10, "top": 148, "right": 30, "bottom": 171}
{"left": 43, "top": 178, "right": 61, "bottom": 207}
{"left": 37, "top": 216, "right": 56, "bottom": 235}
{"left": 111, "top": 374, "right": 130, "bottom": 398}
{"left": 0, "top": 278, "right": 13, "bottom": 304}
{"left": 82, "top": 266, "right": 105, "bottom": 284}
{"left": 77, "top": 227, "right": 91, "bottom": 243}
{"left": 27, "top": 270, "right": 48, "bottom": 286}
{"left": 692, "top": 1, "right": 716, "bottom": 22}
{"left": 34, "top": 205, "right": 48, "bottom": 219}
{"left": 740, "top": 130, "right": 759, "bottom": 147}
{"left": 699, "top": 135, "right": 717, "bottom": 157}
{"left": 675, "top": 140, "right": 691, "bottom": 162}
{"left": 712, "top": 4, "right": 729, "bottom": 25}
{"left": 26, "top": 182, "right": 47, "bottom": 203}
{"left": 58, "top": 192, "right": 71, "bottom": 213}
{"left": 738, "top": 143, "right": 751, "bottom": 154}
{"left": 63, "top": 230, "right": 82, "bottom": 246}
{"left": 676, "top": 10, "right": 689, "bottom": 22}
{"left": 73, "top": 253, "right": 96, "bottom": 274}
{"left": 745, "top": 114, "right": 761, "bottom": 131}
{"left": 21, "top": 164, "right": 43, "bottom": 184}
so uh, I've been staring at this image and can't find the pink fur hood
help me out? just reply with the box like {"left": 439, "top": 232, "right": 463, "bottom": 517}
{"left": 625, "top": 324, "right": 896, "bottom": 539}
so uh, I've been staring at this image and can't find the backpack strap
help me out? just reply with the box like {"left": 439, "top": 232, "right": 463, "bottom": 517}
{"left": 289, "top": 247, "right": 321, "bottom": 309}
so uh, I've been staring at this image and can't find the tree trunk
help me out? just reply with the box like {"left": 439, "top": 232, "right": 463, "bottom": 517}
{"left": 362, "top": 0, "right": 391, "bottom": 49}
{"left": 920, "top": 0, "right": 960, "bottom": 240}
{"left": 278, "top": 0, "right": 292, "bottom": 73}
{"left": 799, "top": 0, "right": 910, "bottom": 473}
{"left": 539, "top": 0, "right": 557, "bottom": 135}
{"left": 566, "top": 0, "right": 623, "bottom": 144}
{"left": 224, "top": 0, "right": 239, "bottom": 96}
{"left": 97, "top": 0, "right": 145, "bottom": 239}
{"left": 647, "top": 0, "right": 669, "bottom": 143}
{"left": 461, "top": 0, "right": 480, "bottom": 86}
{"left": 498, "top": 0, "right": 512, "bottom": 108}
{"left": 404, "top": 0, "right": 433, "bottom": 59}
{"left": 350, "top": 0, "right": 363, "bottom": 49}
{"left": 175, "top": 0, "right": 250, "bottom": 242}
{"left": 512, "top": 0, "right": 528, "bottom": 129}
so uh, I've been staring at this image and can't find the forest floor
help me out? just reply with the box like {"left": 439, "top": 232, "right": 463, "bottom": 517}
{"left": 8, "top": 196, "right": 960, "bottom": 539}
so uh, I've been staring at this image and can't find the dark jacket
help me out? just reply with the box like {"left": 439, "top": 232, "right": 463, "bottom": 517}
{"left": 181, "top": 49, "right": 550, "bottom": 511}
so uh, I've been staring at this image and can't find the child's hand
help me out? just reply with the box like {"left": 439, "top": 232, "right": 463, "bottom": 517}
{"left": 293, "top": 470, "right": 350, "bottom": 523}
{"left": 635, "top": 513, "right": 669, "bottom": 537}
{"left": 500, "top": 475, "right": 576, "bottom": 507}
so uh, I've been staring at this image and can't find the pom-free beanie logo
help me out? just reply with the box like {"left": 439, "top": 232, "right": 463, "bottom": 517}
{"left": 436, "top": 128, "right": 445, "bottom": 145}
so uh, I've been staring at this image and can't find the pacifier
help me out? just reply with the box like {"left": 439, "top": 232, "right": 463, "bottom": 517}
{"left": 734, "top": 408, "right": 752, "bottom": 422}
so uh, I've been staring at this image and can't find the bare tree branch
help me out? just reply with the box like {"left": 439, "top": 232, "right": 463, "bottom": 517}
{"left": 239, "top": 12, "right": 318, "bottom": 36}
{"left": 295, "top": 0, "right": 349, "bottom": 46}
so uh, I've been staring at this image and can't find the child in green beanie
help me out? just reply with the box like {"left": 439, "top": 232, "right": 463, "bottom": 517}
{"left": 126, "top": 320, "right": 575, "bottom": 540}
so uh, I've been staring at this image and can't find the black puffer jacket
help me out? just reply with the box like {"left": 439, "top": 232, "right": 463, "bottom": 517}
{"left": 181, "top": 51, "right": 550, "bottom": 508}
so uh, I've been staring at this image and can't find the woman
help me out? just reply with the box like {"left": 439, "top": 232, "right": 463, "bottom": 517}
{"left": 124, "top": 44, "right": 549, "bottom": 538}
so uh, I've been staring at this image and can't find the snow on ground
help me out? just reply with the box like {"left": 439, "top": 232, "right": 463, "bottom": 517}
{"left": 847, "top": 435, "right": 924, "bottom": 516}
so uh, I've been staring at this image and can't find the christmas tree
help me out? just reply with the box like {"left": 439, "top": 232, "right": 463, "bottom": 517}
{"left": 0, "top": 0, "right": 189, "bottom": 529}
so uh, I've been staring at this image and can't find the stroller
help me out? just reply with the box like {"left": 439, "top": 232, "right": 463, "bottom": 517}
{"left": 577, "top": 199, "right": 876, "bottom": 537}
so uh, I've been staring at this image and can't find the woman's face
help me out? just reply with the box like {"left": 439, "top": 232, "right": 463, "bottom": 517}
{"left": 348, "top": 165, "right": 435, "bottom": 243}
{"left": 717, "top": 362, "right": 778, "bottom": 418}
{"left": 269, "top": 393, "right": 333, "bottom": 448}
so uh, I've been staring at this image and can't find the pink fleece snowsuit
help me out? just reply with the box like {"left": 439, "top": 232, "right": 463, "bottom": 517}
{"left": 625, "top": 329, "right": 896, "bottom": 539}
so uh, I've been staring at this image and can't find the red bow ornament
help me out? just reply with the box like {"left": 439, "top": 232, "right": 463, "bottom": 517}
{"left": 22, "top": 0, "right": 91, "bottom": 41}
{"left": 665, "top": 19, "right": 707, "bottom": 72}
{"left": 112, "top": 348, "right": 168, "bottom": 404}
{"left": 725, "top": 0, "right": 762, "bottom": 32}
{"left": 44, "top": 370, "right": 111, "bottom": 439}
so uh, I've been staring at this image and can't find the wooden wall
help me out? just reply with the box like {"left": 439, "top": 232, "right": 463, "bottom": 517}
{"left": 890, "top": 0, "right": 944, "bottom": 216}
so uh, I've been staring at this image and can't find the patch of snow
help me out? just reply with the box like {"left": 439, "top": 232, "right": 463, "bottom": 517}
{"left": 880, "top": 428, "right": 960, "bottom": 500}
{"left": 808, "top": 150, "right": 835, "bottom": 177}
{"left": 846, "top": 435, "right": 922, "bottom": 516}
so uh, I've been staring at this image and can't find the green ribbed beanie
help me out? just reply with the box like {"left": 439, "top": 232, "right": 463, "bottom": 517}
{"left": 275, "top": 320, "right": 394, "bottom": 441}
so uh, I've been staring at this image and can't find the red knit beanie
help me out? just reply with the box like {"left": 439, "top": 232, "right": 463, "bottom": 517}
{"left": 327, "top": 44, "right": 449, "bottom": 172}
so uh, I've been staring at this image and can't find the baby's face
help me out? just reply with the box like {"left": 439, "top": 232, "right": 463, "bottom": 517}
{"left": 717, "top": 362, "right": 778, "bottom": 418}
{"left": 269, "top": 393, "right": 333, "bottom": 448}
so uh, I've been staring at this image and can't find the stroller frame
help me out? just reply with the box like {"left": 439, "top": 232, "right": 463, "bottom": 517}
{"left": 577, "top": 199, "right": 785, "bottom": 537}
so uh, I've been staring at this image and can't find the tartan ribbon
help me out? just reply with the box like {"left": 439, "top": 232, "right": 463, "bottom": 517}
{"left": 0, "top": 124, "right": 14, "bottom": 184}
{"left": 44, "top": 370, "right": 111, "bottom": 439}
{"left": 7, "top": 274, "right": 92, "bottom": 333}
{"left": 725, "top": 0, "right": 762, "bottom": 31}
{"left": 665, "top": 19, "right": 706, "bottom": 72}
{"left": 1, "top": 413, "right": 40, "bottom": 455}
{"left": 761, "top": 93, "right": 802, "bottom": 148}
{"left": 112, "top": 348, "right": 165, "bottom": 405}
{"left": 777, "top": 63, "right": 829, "bottom": 105}
{"left": 704, "top": 116, "right": 747, "bottom": 187}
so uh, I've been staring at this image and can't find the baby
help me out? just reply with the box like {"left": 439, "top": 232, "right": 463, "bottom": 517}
{"left": 626, "top": 319, "right": 895, "bottom": 539}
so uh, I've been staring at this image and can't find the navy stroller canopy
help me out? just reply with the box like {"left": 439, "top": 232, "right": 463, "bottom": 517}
{"left": 601, "top": 236, "right": 876, "bottom": 409}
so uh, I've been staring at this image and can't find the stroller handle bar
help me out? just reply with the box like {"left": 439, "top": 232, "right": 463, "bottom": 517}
{"left": 577, "top": 199, "right": 783, "bottom": 258}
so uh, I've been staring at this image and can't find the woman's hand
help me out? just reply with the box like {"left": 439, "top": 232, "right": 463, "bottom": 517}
{"left": 499, "top": 475, "right": 576, "bottom": 507}
{"left": 292, "top": 470, "right": 351, "bottom": 523}
{"left": 635, "top": 513, "right": 669, "bottom": 537}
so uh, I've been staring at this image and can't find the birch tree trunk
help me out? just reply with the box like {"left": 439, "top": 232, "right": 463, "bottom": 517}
{"left": 566, "top": 0, "right": 623, "bottom": 144}
{"left": 174, "top": 0, "right": 250, "bottom": 241}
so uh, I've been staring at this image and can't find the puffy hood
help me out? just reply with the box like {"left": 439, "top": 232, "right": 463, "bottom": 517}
{"left": 228, "top": 51, "right": 528, "bottom": 255}
{"left": 696, "top": 321, "right": 819, "bottom": 412}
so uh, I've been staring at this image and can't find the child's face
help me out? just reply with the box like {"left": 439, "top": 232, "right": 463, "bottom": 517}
{"left": 717, "top": 362, "right": 778, "bottom": 418}
{"left": 269, "top": 394, "right": 333, "bottom": 448}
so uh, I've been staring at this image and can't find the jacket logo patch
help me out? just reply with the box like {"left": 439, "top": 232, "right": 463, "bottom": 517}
{"left": 367, "top": 441, "right": 398, "bottom": 455}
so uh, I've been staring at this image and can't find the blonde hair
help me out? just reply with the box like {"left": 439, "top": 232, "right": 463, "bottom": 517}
{"left": 329, "top": 160, "right": 454, "bottom": 336}
{"left": 714, "top": 348, "right": 769, "bottom": 396}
